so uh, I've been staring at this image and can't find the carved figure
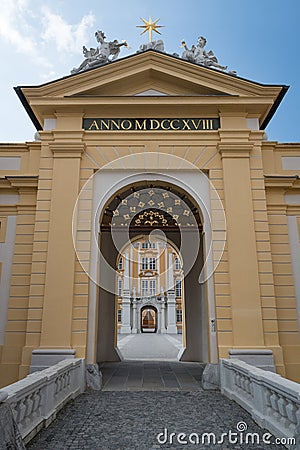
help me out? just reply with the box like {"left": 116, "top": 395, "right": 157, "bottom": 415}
{"left": 181, "top": 36, "right": 227, "bottom": 71}
{"left": 137, "top": 39, "right": 164, "bottom": 53}
{"left": 71, "top": 30, "right": 128, "bottom": 74}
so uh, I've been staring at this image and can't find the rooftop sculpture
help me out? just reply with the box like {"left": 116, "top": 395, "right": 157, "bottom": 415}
{"left": 70, "top": 20, "right": 235, "bottom": 75}
{"left": 180, "top": 36, "right": 228, "bottom": 72}
{"left": 71, "top": 31, "right": 128, "bottom": 74}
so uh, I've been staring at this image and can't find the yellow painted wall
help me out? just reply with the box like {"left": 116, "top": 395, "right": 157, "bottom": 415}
{"left": 0, "top": 54, "right": 300, "bottom": 386}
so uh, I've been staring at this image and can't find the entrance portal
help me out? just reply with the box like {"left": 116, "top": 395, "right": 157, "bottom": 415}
{"left": 95, "top": 176, "right": 211, "bottom": 364}
{"left": 141, "top": 306, "right": 157, "bottom": 333}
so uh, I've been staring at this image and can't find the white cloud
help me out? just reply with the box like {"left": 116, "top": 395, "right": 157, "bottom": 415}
{"left": 0, "top": 0, "right": 96, "bottom": 79}
{"left": 0, "top": 0, "right": 52, "bottom": 69}
{"left": 41, "top": 8, "right": 95, "bottom": 54}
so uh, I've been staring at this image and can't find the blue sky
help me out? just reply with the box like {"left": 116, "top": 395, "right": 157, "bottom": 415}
{"left": 1, "top": 0, "right": 299, "bottom": 142}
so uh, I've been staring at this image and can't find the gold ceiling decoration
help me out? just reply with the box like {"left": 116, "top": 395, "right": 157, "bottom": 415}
{"left": 106, "top": 186, "right": 201, "bottom": 229}
{"left": 135, "top": 210, "right": 168, "bottom": 227}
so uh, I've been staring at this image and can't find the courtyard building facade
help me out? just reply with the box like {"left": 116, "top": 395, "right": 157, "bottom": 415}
{"left": 116, "top": 237, "right": 184, "bottom": 334}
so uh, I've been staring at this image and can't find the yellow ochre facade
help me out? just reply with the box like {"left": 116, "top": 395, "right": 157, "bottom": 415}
{"left": 0, "top": 50, "right": 300, "bottom": 387}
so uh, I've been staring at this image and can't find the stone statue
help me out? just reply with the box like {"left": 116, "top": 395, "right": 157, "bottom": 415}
{"left": 181, "top": 36, "right": 228, "bottom": 71}
{"left": 137, "top": 39, "right": 165, "bottom": 53}
{"left": 71, "top": 30, "right": 128, "bottom": 74}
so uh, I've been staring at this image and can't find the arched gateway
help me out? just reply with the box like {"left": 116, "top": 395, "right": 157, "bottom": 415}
{"left": 93, "top": 174, "right": 214, "bottom": 363}
{"left": 141, "top": 306, "right": 157, "bottom": 333}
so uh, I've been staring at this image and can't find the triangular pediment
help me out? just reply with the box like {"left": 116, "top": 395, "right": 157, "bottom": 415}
{"left": 19, "top": 51, "right": 281, "bottom": 98}
{"left": 69, "top": 62, "right": 230, "bottom": 97}
{"left": 16, "top": 50, "right": 287, "bottom": 130}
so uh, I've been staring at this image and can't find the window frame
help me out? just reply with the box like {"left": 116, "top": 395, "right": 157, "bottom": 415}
{"left": 142, "top": 279, "right": 148, "bottom": 296}
{"left": 175, "top": 279, "right": 182, "bottom": 297}
{"left": 149, "top": 279, "right": 156, "bottom": 295}
{"left": 149, "top": 257, "right": 156, "bottom": 270}
{"left": 142, "top": 257, "right": 148, "bottom": 270}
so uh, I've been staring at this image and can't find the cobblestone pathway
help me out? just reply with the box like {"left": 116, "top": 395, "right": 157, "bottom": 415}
{"left": 27, "top": 361, "right": 286, "bottom": 450}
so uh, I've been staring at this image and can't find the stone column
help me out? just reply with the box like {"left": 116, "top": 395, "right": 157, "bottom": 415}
{"left": 157, "top": 303, "right": 161, "bottom": 334}
{"left": 167, "top": 290, "right": 177, "bottom": 334}
{"left": 167, "top": 252, "right": 174, "bottom": 291}
{"left": 120, "top": 253, "right": 131, "bottom": 333}
{"left": 120, "top": 295, "right": 131, "bottom": 334}
{"left": 123, "top": 252, "right": 130, "bottom": 291}
{"left": 166, "top": 253, "right": 177, "bottom": 333}
{"left": 131, "top": 288, "right": 138, "bottom": 334}
{"left": 160, "top": 288, "right": 167, "bottom": 334}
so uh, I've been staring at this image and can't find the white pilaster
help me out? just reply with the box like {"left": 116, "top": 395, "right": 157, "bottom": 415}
{"left": 131, "top": 288, "right": 138, "bottom": 334}
{"left": 167, "top": 290, "right": 177, "bottom": 334}
{"left": 130, "top": 245, "right": 133, "bottom": 292}
{"left": 124, "top": 252, "right": 130, "bottom": 290}
{"left": 120, "top": 293, "right": 131, "bottom": 334}
{"left": 160, "top": 298, "right": 167, "bottom": 334}
{"left": 120, "top": 252, "right": 131, "bottom": 333}
{"left": 157, "top": 303, "right": 161, "bottom": 334}
{"left": 167, "top": 252, "right": 174, "bottom": 291}
{"left": 138, "top": 246, "right": 141, "bottom": 295}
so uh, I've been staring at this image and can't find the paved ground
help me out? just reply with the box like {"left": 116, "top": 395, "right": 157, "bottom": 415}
{"left": 28, "top": 382, "right": 286, "bottom": 450}
{"left": 117, "top": 333, "right": 182, "bottom": 361}
{"left": 101, "top": 361, "right": 204, "bottom": 391}
{"left": 26, "top": 336, "right": 287, "bottom": 449}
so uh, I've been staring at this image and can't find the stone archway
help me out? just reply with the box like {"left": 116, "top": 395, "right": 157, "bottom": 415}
{"left": 95, "top": 179, "right": 209, "bottom": 363}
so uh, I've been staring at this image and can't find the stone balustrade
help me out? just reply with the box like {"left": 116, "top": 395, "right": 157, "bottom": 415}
{"left": 220, "top": 359, "right": 300, "bottom": 448}
{"left": 0, "top": 358, "right": 85, "bottom": 444}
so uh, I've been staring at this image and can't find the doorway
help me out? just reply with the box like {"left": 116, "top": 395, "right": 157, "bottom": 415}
{"left": 89, "top": 173, "right": 217, "bottom": 364}
{"left": 141, "top": 306, "right": 157, "bottom": 333}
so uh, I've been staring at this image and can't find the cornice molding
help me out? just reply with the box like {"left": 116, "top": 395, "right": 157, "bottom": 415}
{"left": 49, "top": 142, "right": 85, "bottom": 159}
{"left": 0, "top": 205, "right": 18, "bottom": 214}
{"left": 267, "top": 204, "right": 287, "bottom": 214}
{"left": 217, "top": 142, "right": 253, "bottom": 158}
{"left": 287, "top": 205, "right": 300, "bottom": 216}
{"left": 264, "top": 175, "right": 298, "bottom": 189}
{"left": 5, "top": 176, "right": 39, "bottom": 189}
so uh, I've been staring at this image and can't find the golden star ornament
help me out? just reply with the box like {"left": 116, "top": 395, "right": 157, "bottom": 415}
{"left": 136, "top": 16, "right": 164, "bottom": 42}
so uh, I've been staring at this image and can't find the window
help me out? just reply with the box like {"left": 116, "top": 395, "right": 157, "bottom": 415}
{"left": 118, "top": 257, "right": 123, "bottom": 270}
{"left": 149, "top": 241, "right": 156, "bottom": 249}
{"left": 142, "top": 257, "right": 148, "bottom": 270}
{"left": 117, "top": 309, "right": 122, "bottom": 323}
{"left": 141, "top": 242, "right": 148, "bottom": 249}
{"left": 149, "top": 257, "right": 156, "bottom": 270}
{"left": 175, "top": 258, "right": 181, "bottom": 270}
{"left": 142, "top": 280, "right": 148, "bottom": 296}
{"left": 118, "top": 278, "right": 122, "bottom": 296}
{"left": 149, "top": 279, "right": 156, "bottom": 295}
{"left": 175, "top": 280, "right": 182, "bottom": 297}
{"left": 176, "top": 309, "right": 182, "bottom": 323}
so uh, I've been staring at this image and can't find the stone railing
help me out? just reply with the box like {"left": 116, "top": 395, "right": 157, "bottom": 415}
{"left": 0, "top": 358, "right": 85, "bottom": 444}
{"left": 220, "top": 359, "right": 300, "bottom": 448}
